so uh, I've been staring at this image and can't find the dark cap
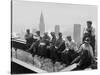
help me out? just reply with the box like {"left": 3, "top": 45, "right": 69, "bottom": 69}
{"left": 36, "top": 31, "right": 40, "bottom": 36}
{"left": 59, "top": 32, "right": 62, "bottom": 35}
{"left": 67, "top": 36, "right": 71, "bottom": 39}
{"left": 87, "top": 21, "right": 92, "bottom": 25}
{"left": 51, "top": 32, "right": 55, "bottom": 35}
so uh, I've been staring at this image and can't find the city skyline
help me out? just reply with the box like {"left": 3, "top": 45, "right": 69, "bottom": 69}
{"left": 12, "top": 0, "right": 97, "bottom": 39}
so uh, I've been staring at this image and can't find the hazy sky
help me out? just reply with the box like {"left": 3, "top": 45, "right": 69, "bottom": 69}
{"left": 12, "top": 0, "right": 97, "bottom": 38}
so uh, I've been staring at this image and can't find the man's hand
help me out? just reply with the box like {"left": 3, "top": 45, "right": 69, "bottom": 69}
{"left": 76, "top": 63, "right": 80, "bottom": 67}
{"left": 55, "top": 46, "right": 58, "bottom": 49}
{"left": 26, "top": 48, "right": 31, "bottom": 52}
{"left": 62, "top": 49, "right": 67, "bottom": 53}
{"left": 47, "top": 46, "right": 50, "bottom": 49}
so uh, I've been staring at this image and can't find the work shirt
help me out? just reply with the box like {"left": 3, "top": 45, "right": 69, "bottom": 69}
{"left": 55, "top": 38, "right": 64, "bottom": 48}
{"left": 25, "top": 33, "right": 33, "bottom": 46}
{"left": 83, "top": 27, "right": 95, "bottom": 36}
{"left": 65, "top": 40, "right": 78, "bottom": 52}
{"left": 50, "top": 36, "right": 56, "bottom": 46}
{"left": 79, "top": 43, "right": 94, "bottom": 58}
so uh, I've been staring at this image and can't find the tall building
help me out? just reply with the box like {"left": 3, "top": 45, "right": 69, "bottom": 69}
{"left": 39, "top": 12, "right": 45, "bottom": 36}
{"left": 73, "top": 24, "right": 81, "bottom": 46}
{"left": 55, "top": 25, "right": 60, "bottom": 37}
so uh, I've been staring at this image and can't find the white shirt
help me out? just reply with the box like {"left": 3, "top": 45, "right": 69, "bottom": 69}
{"left": 79, "top": 44, "right": 94, "bottom": 58}
{"left": 65, "top": 40, "right": 78, "bottom": 51}
{"left": 83, "top": 27, "right": 95, "bottom": 36}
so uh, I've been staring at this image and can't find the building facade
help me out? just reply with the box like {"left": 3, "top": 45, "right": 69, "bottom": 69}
{"left": 39, "top": 12, "right": 45, "bottom": 36}
{"left": 55, "top": 25, "right": 60, "bottom": 37}
{"left": 73, "top": 24, "right": 81, "bottom": 46}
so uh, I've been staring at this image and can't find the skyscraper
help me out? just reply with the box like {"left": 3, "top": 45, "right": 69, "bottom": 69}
{"left": 73, "top": 24, "right": 81, "bottom": 46}
{"left": 55, "top": 25, "right": 60, "bottom": 37}
{"left": 39, "top": 12, "right": 45, "bottom": 36}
